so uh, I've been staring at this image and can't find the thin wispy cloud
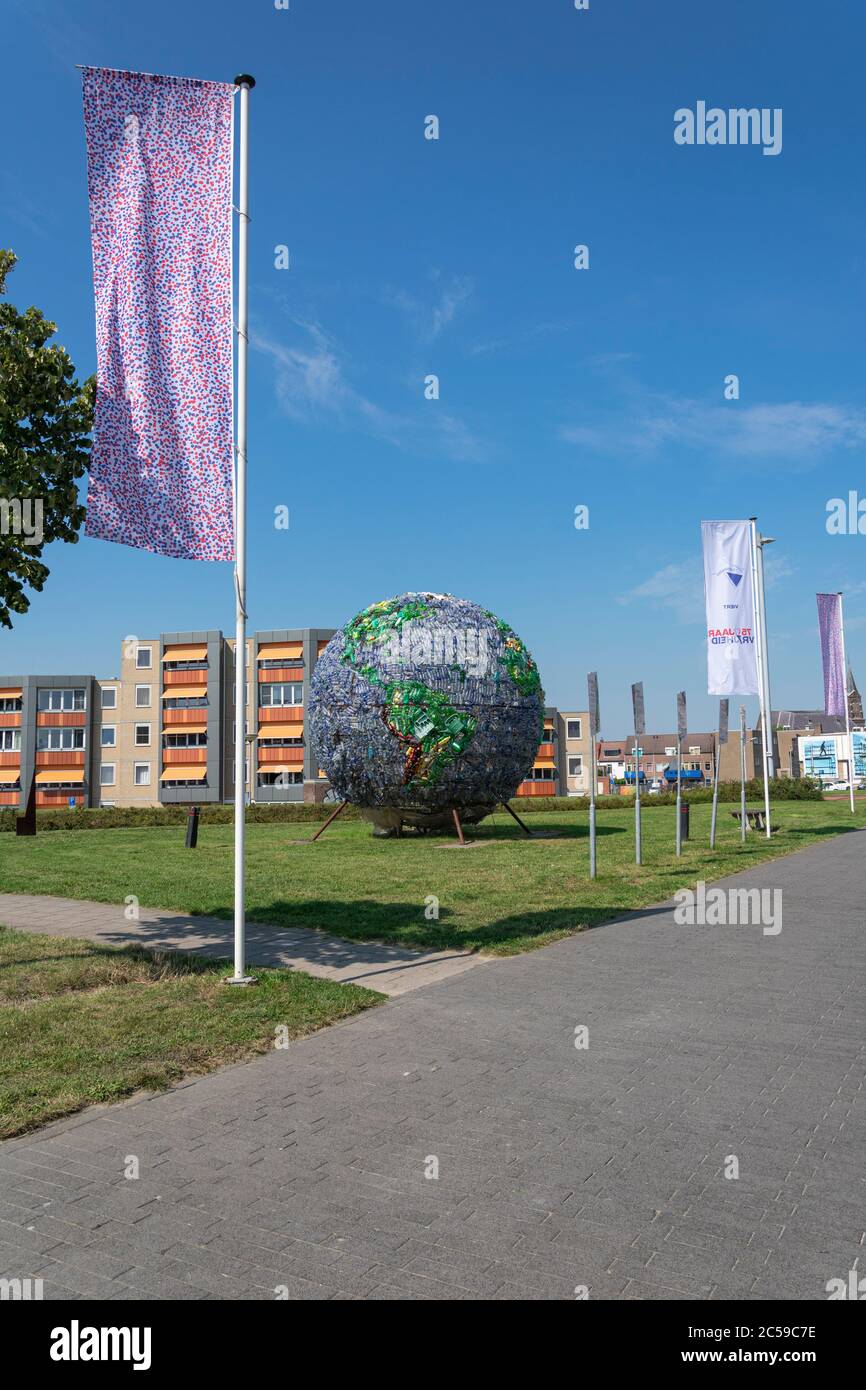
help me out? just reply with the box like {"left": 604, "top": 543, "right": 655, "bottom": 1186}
{"left": 467, "top": 319, "right": 578, "bottom": 358}
{"left": 618, "top": 560, "right": 704, "bottom": 625}
{"left": 254, "top": 319, "right": 485, "bottom": 462}
{"left": 384, "top": 272, "right": 474, "bottom": 342}
{"left": 562, "top": 394, "right": 866, "bottom": 464}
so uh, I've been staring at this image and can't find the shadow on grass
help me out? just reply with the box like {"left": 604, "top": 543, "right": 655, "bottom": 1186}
{"left": 84, "top": 896, "right": 677, "bottom": 957}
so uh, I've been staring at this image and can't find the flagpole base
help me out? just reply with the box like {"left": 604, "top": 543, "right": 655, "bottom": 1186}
{"left": 223, "top": 974, "right": 258, "bottom": 987}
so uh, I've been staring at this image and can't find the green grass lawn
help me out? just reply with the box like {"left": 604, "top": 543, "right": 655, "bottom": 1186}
{"left": 0, "top": 928, "right": 382, "bottom": 1139}
{"left": 1, "top": 800, "right": 861, "bottom": 956}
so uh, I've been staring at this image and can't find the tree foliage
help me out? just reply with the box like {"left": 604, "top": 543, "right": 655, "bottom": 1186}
{"left": 0, "top": 249, "right": 94, "bottom": 628}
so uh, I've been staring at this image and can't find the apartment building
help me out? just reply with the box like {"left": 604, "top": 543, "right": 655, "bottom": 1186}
{"left": 1, "top": 626, "right": 335, "bottom": 811}
{"left": 516, "top": 708, "right": 593, "bottom": 798}
{"left": 0, "top": 675, "right": 101, "bottom": 810}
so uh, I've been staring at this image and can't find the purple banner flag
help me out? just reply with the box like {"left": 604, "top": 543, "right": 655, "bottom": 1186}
{"left": 82, "top": 67, "right": 234, "bottom": 560}
{"left": 817, "top": 593, "right": 845, "bottom": 717}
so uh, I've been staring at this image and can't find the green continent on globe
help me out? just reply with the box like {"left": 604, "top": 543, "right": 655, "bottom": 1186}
{"left": 340, "top": 596, "right": 431, "bottom": 669}
{"left": 381, "top": 680, "right": 477, "bottom": 786}
{"left": 484, "top": 614, "right": 543, "bottom": 699}
{"left": 339, "top": 596, "right": 476, "bottom": 786}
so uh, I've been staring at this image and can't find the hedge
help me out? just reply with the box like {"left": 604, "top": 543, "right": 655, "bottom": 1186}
{"left": 0, "top": 778, "right": 824, "bottom": 834}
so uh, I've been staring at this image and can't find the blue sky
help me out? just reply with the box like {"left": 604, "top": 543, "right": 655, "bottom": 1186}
{"left": 3, "top": 0, "right": 866, "bottom": 734}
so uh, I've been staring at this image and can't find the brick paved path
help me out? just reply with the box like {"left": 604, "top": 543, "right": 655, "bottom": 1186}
{"left": 1, "top": 831, "right": 863, "bottom": 1300}
{"left": 0, "top": 894, "right": 483, "bottom": 997}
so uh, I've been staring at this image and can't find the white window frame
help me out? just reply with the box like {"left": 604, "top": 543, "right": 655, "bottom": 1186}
{"left": 0, "top": 728, "right": 21, "bottom": 752}
{"left": 101, "top": 725, "right": 117, "bottom": 748}
{"left": 568, "top": 756, "right": 583, "bottom": 777}
{"left": 567, "top": 719, "right": 582, "bottom": 740}
{"left": 136, "top": 646, "right": 153, "bottom": 669}
{"left": 101, "top": 686, "right": 117, "bottom": 709}
{"left": 135, "top": 684, "right": 152, "bottom": 708}
{"left": 134, "top": 722, "right": 151, "bottom": 747}
{"left": 100, "top": 763, "right": 116, "bottom": 787}
{"left": 133, "top": 762, "right": 151, "bottom": 787}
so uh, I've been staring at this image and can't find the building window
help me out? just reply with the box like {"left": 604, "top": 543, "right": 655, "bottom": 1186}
{"left": 163, "top": 696, "right": 207, "bottom": 709}
{"left": 260, "top": 682, "right": 303, "bottom": 707}
{"left": 257, "top": 770, "right": 303, "bottom": 786}
{"left": 164, "top": 732, "right": 207, "bottom": 748}
{"left": 134, "top": 763, "right": 151, "bottom": 786}
{"left": 101, "top": 687, "right": 117, "bottom": 709}
{"left": 664, "top": 747, "right": 676, "bottom": 756}
{"left": 0, "top": 696, "right": 23, "bottom": 712}
{"left": 568, "top": 757, "right": 583, "bottom": 777}
{"left": 37, "top": 727, "right": 85, "bottom": 751}
{"left": 529, "top": 767, "right": 556, "bottom": 781}
{"left": 100, "top": 764, "right": 116, "bottom": 787}
{"left": 567, "top": 719, "right": 582, "bottom": 740}
{"left": 163, "top": 778, "right": 207, "bottom": 789}
{"left": 688, "top": 746, "right": 701, "bottom": 756}
{"left": 0, "top": 728, "right": 21, "bottom": 751}
{"left": 135, "top": 685, "right": 152, "bottom": 708}
{"left": 136, "top": 647, "right": 152, "bottom": 669}
{"left": 134, "top": 723, "right": 151, "bottom": 747}
{"left": 37, "top": 688, "right": 85, "bottom": 712}
{"left": 100, "top": 726, "right": 116, "bottom": 748}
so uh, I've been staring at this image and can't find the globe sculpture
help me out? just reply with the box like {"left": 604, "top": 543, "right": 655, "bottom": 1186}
{"left": 309, "top": 592, "right": 545, "bottom": 834}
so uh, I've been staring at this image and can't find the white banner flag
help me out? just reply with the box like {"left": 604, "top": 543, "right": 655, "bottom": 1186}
{"left": 701, "top": 520, "right": 759, "bottom": 695}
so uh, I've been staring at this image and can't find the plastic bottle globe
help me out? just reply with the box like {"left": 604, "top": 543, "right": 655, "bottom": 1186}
{"left": 309, "top": 592, "right": 545, "bottom": 831}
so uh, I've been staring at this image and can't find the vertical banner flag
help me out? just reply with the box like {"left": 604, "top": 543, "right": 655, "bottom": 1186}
{"left": 588, "top": 671, "right": 600, "bottom": 736}
{"left": 677, "top": 691, "right": 687, "bottom": 742}
{"left": 816, "top": 593, "right": 846, "bottom": 717}
{"left": 701, "top": 521, "right": 759, "bottom": 695}
{"left": 718, "top": 698, "right": 729, "bottom": 744}
{"left": 632, "top": 682, "right": 645, "bottom": 736}
{"left": 82, "top": 67, "right": 235, "bottom": 560}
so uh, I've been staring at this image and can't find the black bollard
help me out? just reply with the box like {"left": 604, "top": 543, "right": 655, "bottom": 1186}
{"left": 185, "top": 804, "right": 200, "bottom": 849}
{"left": 679, "top": 800, "right": 690, "bottom": 843}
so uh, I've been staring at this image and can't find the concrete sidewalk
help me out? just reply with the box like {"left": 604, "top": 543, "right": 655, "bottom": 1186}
{"left": 0, "top": 830, "right": 863, "bottom": 1300}
{"left": 0, "top": 893, "right": 485, "bottom": 997}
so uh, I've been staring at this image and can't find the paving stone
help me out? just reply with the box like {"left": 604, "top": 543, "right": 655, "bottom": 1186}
{"left": 1, "top": 831, "right": 863, "bottom": 1299}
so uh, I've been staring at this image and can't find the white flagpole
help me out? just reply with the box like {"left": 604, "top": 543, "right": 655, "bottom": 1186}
{"left": 587, "top": 673, "right": 599, "bottom": 879}
{"left": 749, "top": 519, "right": 772, "bottom": 838}
{"left": 228, "top": 74, "right": 256, "bottom": 986}
{"left": 837, "top": 591, "right": 856, "bottom": 815}
{"left": 739, "top": 704, "right": 748, "bottom": 842}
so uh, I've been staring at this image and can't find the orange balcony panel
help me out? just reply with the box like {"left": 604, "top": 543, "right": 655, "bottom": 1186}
{"left": 163, "top": 667, "right": 210, "bottom": 687}
{"left": 258, "top": 706, "right": 303, "bottom": 724}
{"left": 0, "top": 790, "right": 21, "bottom": 806}
{"left": 537, "top": 743, "right": 555, "bottom": 758}
{"left": 0, "top": 713, "right": 21, "bottom": 728}
{"left": 258, "top": 666, "right": 303, "bottom": 684}
{"left": 0, "top": 752, "right": 21, "bottom": 768}
{"left": 162, "top": 747, "right": 208, "bottom": 765}
{"left": 258, "top": 745, "right": 303, "bottom": 764}
{"left": 37, "top": 712, "right": 87, "bottom": 727}
{"left": 35, "top": 751, "right": 85, "bottom": 768}
{"left": 36, "top": 790, "right": 85, "bottom": 807}
{"left": 163, "top": 708, "right": 209, "bottom": 727}
{"left": 516, "top": 781, "right": 555, "bottom": 797}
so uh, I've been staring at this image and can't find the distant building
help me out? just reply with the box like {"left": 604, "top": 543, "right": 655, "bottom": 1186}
{"left": 848, "top": 669, "right": 864, "bottom": 729}
{"left": 515, "top": 708, "right": 592, "bottom": 798}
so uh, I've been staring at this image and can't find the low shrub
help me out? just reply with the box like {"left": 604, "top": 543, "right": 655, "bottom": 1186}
{"left": 0, "top": 778, "right": 823, "bottom": 834}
